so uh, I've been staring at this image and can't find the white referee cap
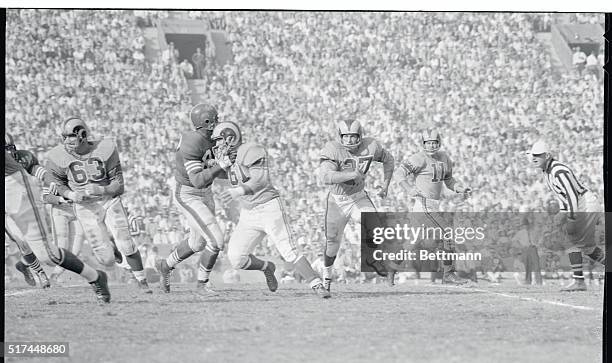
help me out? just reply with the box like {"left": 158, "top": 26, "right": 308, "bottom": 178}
{"left": 526, "top": 140, "right": 549, "bottom": 155}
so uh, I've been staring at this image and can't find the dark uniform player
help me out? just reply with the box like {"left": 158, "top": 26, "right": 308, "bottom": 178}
{"left": 527, "top": 140, "right": 605, "bottom": 291}
{"left": 156, "top": 103, "right": 229, "bottom": 293}
{"left": 5, "top": 133, "right": 110, "bottom": 303}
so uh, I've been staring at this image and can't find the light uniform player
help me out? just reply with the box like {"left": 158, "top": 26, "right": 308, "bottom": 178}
{"left": 156, "top": 103, "right": 227, "bottom": 293}
{"left": 46, "top": 117, "right": 152, "bottom": 293}
{"left": 42, "top": 182, "right": 86, "bottom": 282}
{"left": 527, "top": 140, "right": 604, "bottom": 291}
{"left": 398, "top": 130, "right": 472, "bottom": 284}
{"left": 319, "top": 120, "right": 395, "bottom": 291}
{"left": 214, "top": 121, "right": 330, "bottom": 298}
{"left": 5, "top": 133, "right": 110, "bottom": 303}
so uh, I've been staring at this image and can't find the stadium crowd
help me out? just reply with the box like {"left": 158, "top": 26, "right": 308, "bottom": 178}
{"left": 5, "top": 10, "right": 604, "bottom": 283}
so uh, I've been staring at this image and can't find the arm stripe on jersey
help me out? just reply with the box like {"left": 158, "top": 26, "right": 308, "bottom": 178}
{"left": 186, "top": 165, "right": 204, "bottom": 174}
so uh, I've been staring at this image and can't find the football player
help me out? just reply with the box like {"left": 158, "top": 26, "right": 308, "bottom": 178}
{"left": 214, "top": 121, "right": 330, "bottom": 298}
{"left": 319, "top": 120, "right": 395, "bottom": 292}
{"left": 156, "top": 103, "right": 227, "bottom": 293}
{"left": 398, "top": 130, "right": 472, "bottom": 285}
{"left": 45, "top": 117, "right": 152, "bottom": 294}
{"left": 527, "top": 140, "right": 605, "bottom": 291}
{"left": 5, "top": 133, "right": 110, "bottom": 303}
{"left": 6, "top": 227, "right": 50, "bottom": 288}
{"left": 42, "top": 181, "right": 86, "bottom": 283}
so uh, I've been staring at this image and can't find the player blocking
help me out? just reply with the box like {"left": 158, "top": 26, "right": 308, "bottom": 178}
{"left": 5, "top": 133, "right": 111, "bottom": 303}
{"left": 45, "top": 117, "right": 152, "bottom": 294}
{"left": 213, "top": 121, "right": 331, "bottom": 298}
{"left": 155, "top": 103, "right": 228, "bottom": 293}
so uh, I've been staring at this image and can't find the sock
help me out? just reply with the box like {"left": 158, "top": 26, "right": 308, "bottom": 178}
{"left": 111, "top": 242, "right": 123, "bottom": 264}
{"left": 243, "top": 254, "right": 267, "bottom": 271}
{"left": 568, "top": 251, "right": 584, "bottom": 279}
{"left": 292, "top": 255, "right": 320, "bottom": 284}
{"left": 166, "top": 239, "right": 196, "bottom": 269}
{"left": 197, "top": 245, "right": 220, "bottom": 282}
{"left": 125, "top": 252, "right": 145, "bottom": 278}
{"left": 59, "top": 248, "right": 99, "bottom": 282}
{"left": 22, "top": 253, "right": 44, "bottom": 274}
{"left": 132, "top": 269, "right": 145, "bottom": 281}
{"left": 587, "top": 247, "right": 605, "bottom": 265}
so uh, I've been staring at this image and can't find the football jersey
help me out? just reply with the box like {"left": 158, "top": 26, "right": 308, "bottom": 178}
{"left": 5, "top": 150, "right": 23, "bottom": 176}
{"left": 228, "top": 142, "right": 279, "bottom": 209}
{"left": 47, "top": 138, "right": 121, "bottom": 199}
{"left": 320, "top": 137, "right": 387, "bottom": 196}
{"left": 175, "top": 131, "right": 216, "bottom": 189}
{"left": 400, "top": 150, "right": 453, "bottom": 200}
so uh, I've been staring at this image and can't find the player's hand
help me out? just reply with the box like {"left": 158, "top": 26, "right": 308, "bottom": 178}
{"left": 65, "top": 190, "right": 86, "bottom": 203}
{"left": 376, "top": 185, "right": 388, "bottom": 199}
{"left": 84, "top": 184, "right": 106, "bottom": 196}
{"left": 219, "top": 188, "right": 243, "bottom": 205}
{"left": 57, "top": 196, "right": 72, "bottom": 205}
{"left": 455, "top": 186, "right": 472, "bottom": 198}
{"left": 48, "top": 182, "right": 59, "bottom": 196}
{"left": 215, "top": 146, "right": 236, "bottom": 170}
{"left": 351, "top": 170, "right": 365, "bottom": 184}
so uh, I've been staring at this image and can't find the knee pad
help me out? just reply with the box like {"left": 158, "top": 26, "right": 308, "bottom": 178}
{"left": 114, "top": 237, "right": 137, "bottom": 256}
{"left": 188, "top": 234, "right": 207, "bottom": 252}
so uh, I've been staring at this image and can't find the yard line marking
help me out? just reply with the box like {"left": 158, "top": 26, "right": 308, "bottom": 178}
{"left": 412, "top": 285, "right": 597, "bottom": 311}
{"left": 6, "top": 284, "right": 83, "bottom": 297}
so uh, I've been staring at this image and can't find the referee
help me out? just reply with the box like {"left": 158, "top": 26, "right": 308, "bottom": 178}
{"left": 527, "top": 140, "right": 605, "bottom": 291}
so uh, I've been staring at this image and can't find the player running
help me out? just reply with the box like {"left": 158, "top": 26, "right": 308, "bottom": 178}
{"left": 319, "top": 120, "right": 395, "bottom": 292}
{"left": 526, "top": 140, "right": 605, "bottom": 291}
{"left": 398, "top": 130, "right": 472, "bottom": 285}
{"left": 213, "top": 121, "right": 330, "bottom": 298}
{"left": 5, "top": 133, "right": 110, "bottom": 303}
{"left": 156, "top": 103, "right": 227, "bottom": 293}
{"left": 46, "top": 117, "right": 152, "bottom": 294}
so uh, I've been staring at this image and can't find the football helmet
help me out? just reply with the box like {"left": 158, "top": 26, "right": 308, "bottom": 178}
{"left": 421, "top": 130, "right": 442, "bottom": 155}
{"left": 337, "top": 121, "right": 363, "bottom": 151}
{"left": 211, "top": 121, "right": 242, "bottom": 154}
{"left": 5, "top": 133, "right": 17, "bottom": 156}
{"left": 62, "top": 117, "right": 90, "bottom": 152}
{"left": 189, "top": 103, "right": 219, "bottom": 132}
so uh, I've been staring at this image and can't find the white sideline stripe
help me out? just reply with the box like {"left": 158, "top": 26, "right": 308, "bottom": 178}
{"left": 6, "top": 284, "right": 83, "bottom": 297}
{"left": 416, "top": 285, "right": 596, "bottom": 311}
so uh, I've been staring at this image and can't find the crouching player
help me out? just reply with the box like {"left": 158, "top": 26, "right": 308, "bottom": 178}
{"left": 5, "top": 133, "right": 110, "bottom": 303}
{"left": 213, "top": 122, "right": 330, "bottom": 298}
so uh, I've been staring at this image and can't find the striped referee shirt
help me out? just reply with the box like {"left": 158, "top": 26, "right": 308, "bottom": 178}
{"left": 543, "top": 159, "right": 587, "bottom": 218}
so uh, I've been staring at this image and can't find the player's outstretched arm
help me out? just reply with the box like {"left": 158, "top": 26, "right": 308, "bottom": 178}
{"left": 319, "top": 160, "right": 361, "bottom": 185}
{"left": 377, "top": 149, "right": 395, "bottom": 197}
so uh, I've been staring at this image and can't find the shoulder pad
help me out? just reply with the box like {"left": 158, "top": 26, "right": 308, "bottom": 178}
{"left": 320, "top": 141, "right": 342, "bottom": 162}
{"left": 92, "top": 138, "right": 117, "bottom": 159}
{"left": 180, "top": 131, "right": 208, "bottom": 157}
{"left": 237, "top": 142, "right": 266, "bottom": 166}
{"left": 47, "top": 145, "right": 71, "bottom": 167}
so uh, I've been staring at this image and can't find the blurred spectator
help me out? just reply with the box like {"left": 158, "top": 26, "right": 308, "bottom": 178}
{"left": 191, "top": 47, "right": 205, "bottom": 78}
{"left": 572, "top": 46, "right": 587, "bottom": 75}
{"left": 585, "top": 51, "right": 599, "bottom": 79}
{"left": 180, "top": 59, "right": 194, "bottom": 79}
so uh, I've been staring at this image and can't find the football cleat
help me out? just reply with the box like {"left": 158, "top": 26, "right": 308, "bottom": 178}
{"left": 137, "top": 279, "right": 153, "bottom": 294}
{"left": 38, "top": 271, "right": 51, "bottom": 289}
{"left": 365, "top": 256, "right": 388, "bottom": 277}
{"left": 442, "top": 271, "right": 469, "bottom": 285}
{"left": 196, "top": 280, "right": 219, "bottom": 295}
{"left": 323, "top": 278, "right": 332, "bottom": 292}
{"left": 560, "top": 279, "right": 587, "bottom": 292}
{"left": 155, "top": 259, "right": 171, "bottom": 293}
{"left": 90, "top": 270, "right": 111, "bottom": 304}
{"left": 15, "top": 261, "right": 36, "bottom": 287}
{"left": 312, "top": 283, "right": 331, "bottom": 299}
{"left": 262, "top": 262, "right": 278, "bottom": 292}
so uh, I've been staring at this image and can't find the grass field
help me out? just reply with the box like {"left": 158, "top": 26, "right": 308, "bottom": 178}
{"left": 4, "top": 278, "right": 604, "bottom": 363}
